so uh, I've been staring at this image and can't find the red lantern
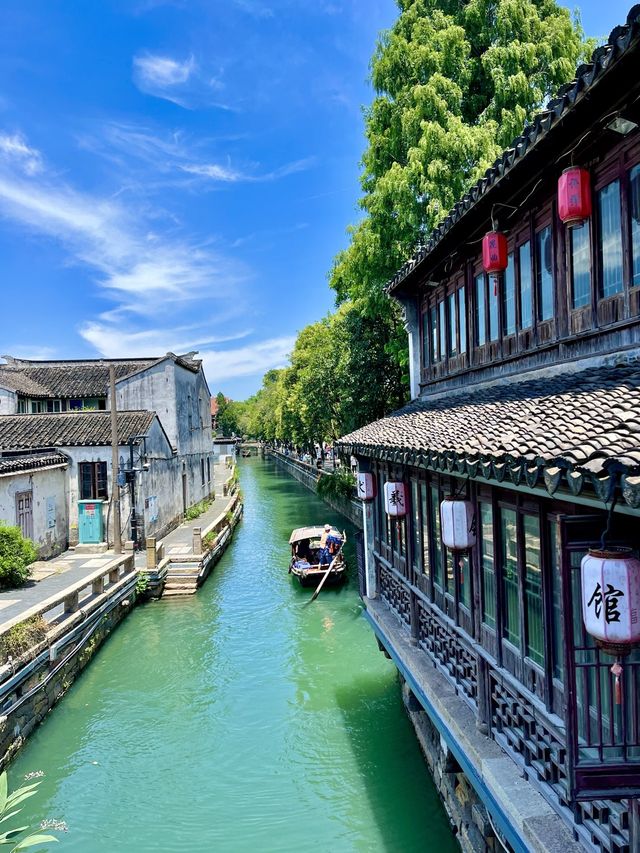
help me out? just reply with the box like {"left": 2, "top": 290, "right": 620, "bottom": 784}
{"left": 558, "top": 167, "right": 592, "bottom": 226}
{"left": 482, "top": 231, "right": 508, "bottom": 274}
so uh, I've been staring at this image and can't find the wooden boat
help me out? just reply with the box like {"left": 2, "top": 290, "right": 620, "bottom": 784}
{"left": 288, "top": 526, "right": 346, "bottom": 587}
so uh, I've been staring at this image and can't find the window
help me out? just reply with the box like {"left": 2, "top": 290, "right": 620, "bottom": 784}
{"left": 631, "top": 165, "right": 640, "bottom": 287}
{"left": 518, "top": 242, "right": 532, "bottom": 329}
{"left": 523, "top": 515, "right": 543, "bottom": 667}
{"left": 448, "top": 292, "right": 457, "bottom": 356}
{"left": 79, "top": 461, "right": 108, "bottom": 500}
{"left": 503, "top": 253, "right": 516, "bottom": 335}
{"left": 431, "top": 484, "right": 443, "bottom": 587}
{"left": 598, "top": 180, "right": 623, "bottom": 298}
{"left": 207, "top": 458, "right": 211, "bottom": 483}
{"left": 475, "top": 274, "right": 486, "bottom": 346}
{"left": 431, "top": 307, "right": 438, "bottom": 362}
{"left": 420, "top": 484, "right": 430, "bottom": 580}
{"left": 201, "top": 458, "right": 205, "bottom": 487}
{"left": 69, "top": 399, "right": 83, "bottom": 410}
{"left": 571, "top": 222, "right": 591, "bottom": 308}
{"left": 421, "top": 311, "right": 430, "bottom": 367}
{"left": 549, "top": 520, "right": 563, "bottom": 682}
{"left": 457, "top": 552, "right": 471, "bottom": 608}
{"left": 480, "top": 503, "right": 496, "bottom": 628}
{"left": 411, "top": 480, "right": 422, "bottom": 573}
{"left": 536, "top": 227, "right": 554, "bottom": 321}
{"left": 458, "top": 287, "right": 467, "bottom": 354}
{"left": 488, "top": 276, "right": 499, "bottom": 341}
{"left": 501, "top": 508, "right": 520, "bottom": 648}
{"left": 439, "top": 300, "right": 446, "bottom": 359}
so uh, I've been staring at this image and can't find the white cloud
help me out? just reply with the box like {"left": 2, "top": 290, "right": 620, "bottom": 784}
{"left": 0, "top": 142, "right": 246, "bottom": 318}
{"left": 201, "top": 336, "right": 295, "bottom": 382}
{"left": 0, "top": 133, "right": 43, "bottom": 175}
{"left": 79, "top": 322, "right": 251, "bottom": 358}
{"left": 180, "top": 156, "right": 316, "bottom": 183}
{"left": 0, "top": 346, "right": 56, "bottom": 362}
{"left": 132, "top": 53, "right": 196, "bottom": 106}
{"left": 134, "top": 53, "right": 195, "bottom": 87}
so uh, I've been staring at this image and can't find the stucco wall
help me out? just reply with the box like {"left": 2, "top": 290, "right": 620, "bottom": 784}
{"left": 0, "top": 466, "right": 68, "bottom": 557}
{"left": 0, "top": 388, "right": 17, "bottom": 416}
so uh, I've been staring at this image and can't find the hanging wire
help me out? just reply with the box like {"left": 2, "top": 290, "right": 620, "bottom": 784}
{"left": 599, "top": 493, "right": 619, "bottom": 550}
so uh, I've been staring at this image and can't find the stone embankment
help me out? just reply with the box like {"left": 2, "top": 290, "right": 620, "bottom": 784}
{"left": 267, "top": 450, "right": 362, "bottom": 529}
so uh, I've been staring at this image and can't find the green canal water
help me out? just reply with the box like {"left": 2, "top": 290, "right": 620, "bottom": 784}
{"left": 11, "top": 459, "right": 457, "bottom": 852}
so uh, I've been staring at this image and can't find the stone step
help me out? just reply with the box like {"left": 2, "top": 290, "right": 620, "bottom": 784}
{"left": 165, "top": 574, "right": 199, "bottom": 583}
{"left": 163, "top": 588, "right": 198, "bottom": 597}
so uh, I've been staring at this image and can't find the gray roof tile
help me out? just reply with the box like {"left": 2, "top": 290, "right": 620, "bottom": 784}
{"left": 0, "top": 411, "right": 156, "bottom": 450}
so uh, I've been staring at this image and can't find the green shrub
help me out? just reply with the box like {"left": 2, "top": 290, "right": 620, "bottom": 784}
{"left": 316, "top": 470, "right": 356, "bottom": 502}
{"left": 203, "top": 531, "right": 217, "bottom": 550}
{"left": 184, "top": 498, "right": 214, "bottom": 521}
{"left": 0, "top": 523, "right": 37, "bottom": 590}
{"left": 0, "top": 615, "right": 48, "bottom": 665}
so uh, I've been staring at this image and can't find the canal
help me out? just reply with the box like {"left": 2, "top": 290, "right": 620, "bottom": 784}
{"left": 12, "top": 459, "right": 457, "bottom": 852}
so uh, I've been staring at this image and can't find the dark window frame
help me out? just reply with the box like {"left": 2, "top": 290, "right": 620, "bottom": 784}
{"left": 79, "top": 461, "right": 108, "bottom": 501}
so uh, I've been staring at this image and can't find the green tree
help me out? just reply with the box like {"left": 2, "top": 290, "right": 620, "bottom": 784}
{"left": 331, "top": 0, "right": 590, "bottom": 306}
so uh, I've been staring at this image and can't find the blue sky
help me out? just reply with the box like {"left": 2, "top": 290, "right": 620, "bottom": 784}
{"left": 0, "top": 0, "right": 634, "bottom": 398}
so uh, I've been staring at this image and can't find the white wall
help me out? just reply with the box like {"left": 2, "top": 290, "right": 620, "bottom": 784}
{"left": 0, "top": 388, "right": 17, "bottom": 415}
{"left": 0, "top": 466, "right": 68, "bottom": 557}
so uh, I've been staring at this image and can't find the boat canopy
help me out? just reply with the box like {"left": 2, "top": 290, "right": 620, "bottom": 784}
{"left": 289, "top": 526, "right": 341, "bottom": 544}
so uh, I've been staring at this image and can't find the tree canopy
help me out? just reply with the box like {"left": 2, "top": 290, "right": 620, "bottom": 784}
{"left": 331, "top": 0, "right": 590, "bottom": 306}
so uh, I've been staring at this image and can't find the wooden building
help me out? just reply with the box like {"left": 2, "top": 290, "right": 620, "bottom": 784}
{"left": 338, "top": 8, "right": 640, "bottom": 852}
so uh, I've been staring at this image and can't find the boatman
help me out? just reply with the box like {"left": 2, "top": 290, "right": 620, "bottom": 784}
{"left": 319, "top": 524, "right": 331, "bottom": 565}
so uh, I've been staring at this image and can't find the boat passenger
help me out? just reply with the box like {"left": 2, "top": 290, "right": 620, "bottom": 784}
{"left": 295, "top": 538, "right": 312, "bottom": 563}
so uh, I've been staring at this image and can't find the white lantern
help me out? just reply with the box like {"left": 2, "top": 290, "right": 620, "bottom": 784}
{"left": 357, "top": 473, "right": 375, "bottom": 501}
{"left": 440, "top": 498, "right": 476, "bottom": 551}
{"left": 581, "top": 548, "right": 640, "bottom": 647}
{"left": 384, "top": 481, "right": 407, "bottom": 517}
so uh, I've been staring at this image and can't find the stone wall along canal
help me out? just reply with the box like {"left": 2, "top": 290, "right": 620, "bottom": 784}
{"left": 10, "top": 458, "right": 457, "bottom": 852}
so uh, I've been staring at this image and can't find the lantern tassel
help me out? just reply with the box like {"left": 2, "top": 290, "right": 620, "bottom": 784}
{"left": 611, "top": 660, "right": 623, "bottom": 705}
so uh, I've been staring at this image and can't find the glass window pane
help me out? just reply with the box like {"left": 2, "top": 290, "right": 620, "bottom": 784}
{"left": 549, "top": 520, "right": 563, "bottom": 682}
{"left": 439, "top": 301, "right": 446, "bottom": 359}
{"left": 488, "top": 275, "right": 499, "bottom": 341}
{"left": 480, "top": 503, "right": 496, "bottom": 628}
{"left": 421, "top": 484, "right": 430, "bottom": 581}
{"left": 448, "top": 292, "right": 457, "bottom": 356}
{"left": 630, "top": 165, "right": 640, "bottom": 287}
{"left": 536, "top": 227, "right": 554, "bottom": 321}
{"left": 519, "top": 242, "right": 532, "bottom": 329}
{"left": 458, "top": 287, "right": 467, "bottom": 353}
{"left": 501, "top": 508, "right": 520, "bottom": 648}
{"left": 431, "top": 484, "right": 443, "bottom": 587}
{"left": 524, "top": 515, "right": 543, "bottom": 667}
{"left": 571, "top": 222, "right": 591, "bottom": 308}
{"left": 475, "top": 274, "right": 486, "bottom": 346}
{"left": 411, "top": 480, "right": 422, "bottom": 572}
{"left": 421, "top": 311, "right": 430, "bottom": 367}
{"left": 503, "top": 253, "right": 516, "bottom": 335}
{"left": 458, "top": 552, "right": 471, "bottom": 608}
{"left": 430, "top": 307, "right": 438, "bottom": 362}
{"left": 598, "top": 180, "right": 623, "bottom": 298}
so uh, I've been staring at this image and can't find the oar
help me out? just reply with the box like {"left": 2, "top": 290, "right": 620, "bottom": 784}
{"left": 308, "top": 543, "right": 344, "bottom": 603}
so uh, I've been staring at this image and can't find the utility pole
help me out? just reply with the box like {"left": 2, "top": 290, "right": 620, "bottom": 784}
{"left": 109, "top": 365, "right": 122, "bottom": 554}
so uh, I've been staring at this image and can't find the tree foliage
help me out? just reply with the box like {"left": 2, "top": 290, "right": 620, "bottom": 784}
{"left": 331, "top": 0, "right": 590, "bottom": 306}
{"left": 0, "top": 524, "right": 36, "bottom": 590}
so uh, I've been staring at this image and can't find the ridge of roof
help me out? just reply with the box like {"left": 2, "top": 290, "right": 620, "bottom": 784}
{"left": 387, "top": 3, "right": 640, "bottom": 295}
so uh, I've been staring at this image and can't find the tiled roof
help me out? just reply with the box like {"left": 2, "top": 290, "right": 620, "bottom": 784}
{"left": 0, "top": 451, "right": 68, "bottom": 476}
{"left": 0, "top": 352, "right": 202, "bottom": 398}
{"left": 388, "top": 3, "right": 640, "bottom": 295}
{"left": 336, "top": 362, "right": 640, "bottom": 508}
{"left": 0, "top": 411, "right": 156, "bottom": 450}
